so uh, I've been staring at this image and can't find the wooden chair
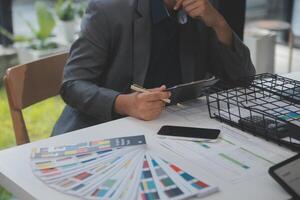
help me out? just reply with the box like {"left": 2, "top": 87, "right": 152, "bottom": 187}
{"left": 4, "top": 52, "right": 68, "bottom": 145}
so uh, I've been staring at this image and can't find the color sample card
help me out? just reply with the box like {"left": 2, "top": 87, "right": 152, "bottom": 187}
{"left": 32, "top": 135, "right": 147, "bottom": 159}
{"left": 31, "top": 135, "right": 218, "bottom": 200}
{"left": 147, "top": 153, "right": 190, "bottom": 199}
{"left": 139, "top": 155, "right": 161, "bottom": 200}
{"left": 146, "top": 152, "right": 218, "bottom": 200}
{"left": 158, "top": 156, "right": 219, "bottom": 198}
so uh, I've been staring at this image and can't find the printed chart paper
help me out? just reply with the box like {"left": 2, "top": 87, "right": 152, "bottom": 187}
{"left": 159, "top": 126, "right": 288, "bottom": 184}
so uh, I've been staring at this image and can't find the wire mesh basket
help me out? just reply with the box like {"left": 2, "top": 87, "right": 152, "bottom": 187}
{"left": 207, "top": 73, "right": 300, "bottom": 151}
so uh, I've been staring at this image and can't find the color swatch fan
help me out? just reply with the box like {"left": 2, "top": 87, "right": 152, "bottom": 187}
{"left": 31, "top": 135, "right": 218, "bottom": 199}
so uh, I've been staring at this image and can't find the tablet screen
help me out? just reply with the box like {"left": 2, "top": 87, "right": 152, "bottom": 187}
{"left": 273, "top": 158, "right": 300, "bottom": 196}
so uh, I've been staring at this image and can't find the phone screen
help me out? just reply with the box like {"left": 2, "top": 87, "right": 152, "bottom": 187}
{"left": 157, "top": 126, "right": 220, "bottom": 139}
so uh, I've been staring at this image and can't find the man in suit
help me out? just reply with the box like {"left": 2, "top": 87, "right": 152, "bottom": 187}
{"left": 53, "top": 0, "right": 255, "bottom": 135}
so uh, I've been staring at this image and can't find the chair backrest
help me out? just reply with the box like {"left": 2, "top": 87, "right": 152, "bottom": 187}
{"left": 4, "top": 52, "right": 68, "bottom": 145}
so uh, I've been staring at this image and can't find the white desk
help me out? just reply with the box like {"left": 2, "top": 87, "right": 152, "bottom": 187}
{"left": 284, "top": 71, "right": 300, "bottom": 80}
{"left": 1, "top": 73, "right": 299, "bottom": 200}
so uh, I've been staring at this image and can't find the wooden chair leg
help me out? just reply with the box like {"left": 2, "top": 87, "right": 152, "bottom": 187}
{"left": 9, "top": 109, "right": 30, "bottom": 145}
{"left": 4, "top": 75, "right": 30, "bottom": 145}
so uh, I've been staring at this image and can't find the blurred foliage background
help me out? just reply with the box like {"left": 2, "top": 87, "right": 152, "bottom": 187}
{"left": 0, "top": 88, "right": 65, "bottom": 150}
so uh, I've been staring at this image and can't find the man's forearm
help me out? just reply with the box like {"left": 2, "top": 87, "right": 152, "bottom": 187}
{"left": 212, "top": 17, "right": 233, "bottom": 47}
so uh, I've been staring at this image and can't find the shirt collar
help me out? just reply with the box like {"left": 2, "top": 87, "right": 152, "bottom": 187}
{"left": 151, "top": 0, "right": 188, "bottom": 25}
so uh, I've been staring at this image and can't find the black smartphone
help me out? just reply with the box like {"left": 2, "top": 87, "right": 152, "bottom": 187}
{"left": 157, "top": 125, "right": 220, "bottom": 141}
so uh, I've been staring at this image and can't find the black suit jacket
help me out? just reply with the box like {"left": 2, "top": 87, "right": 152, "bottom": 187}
{"left": 52, "top": 0, "right": 255, "bottom": 136}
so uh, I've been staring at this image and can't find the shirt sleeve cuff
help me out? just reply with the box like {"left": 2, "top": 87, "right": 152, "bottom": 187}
{"left": 98, "top": 88, "right": 121, "bottom": 121}
{"left": 111, "top": 93, "right": 125, "bottom": 120}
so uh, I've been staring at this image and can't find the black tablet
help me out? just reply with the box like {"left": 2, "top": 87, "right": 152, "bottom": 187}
{"left": 268, "top": 154, "right": 300, "bottom": 199}
{"left": 167, "top": 76, "right": 219, "bottom": 104}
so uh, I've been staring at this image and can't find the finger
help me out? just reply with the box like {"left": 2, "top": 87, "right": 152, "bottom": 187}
{"left": 149, "top": 107, "right": 164, "bottom": 118}
{"left": 184, "top": 1, "right": 201, "bottom": 13}
{"left": 182, "top": 0, "right": 197, "bottom": 9}
{"left": 160, "top": 85, "right": 167, "bottom": 90}
{"left": 144, "top": 102, "right": 166, "bottom": 112}
{"left": 146, "top": 101, "right": 165, "bottom": 110}
{"left": 138, "top": 91, "right": 171, "bottom": 101}
{"left": 189, "top": 8, "right": 202, "bottom": 18}
{"left": 141, "top": 91, "right": 171, "bottom": 102}
{"left": 147, "top": 85, "right": 166, "bottom": 92}
{"left": 174, "top": 0, "right": 185, "bottom": 10}
{"left": 140, "top": 107, "right": 163, "bottom": 121}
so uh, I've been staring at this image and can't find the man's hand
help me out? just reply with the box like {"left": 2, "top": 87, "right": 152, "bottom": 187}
{"left": 174, "top": 0, "right": 233, "bottom": 46}
{"left": 114, "top": 85, "right": 171, "bottom": 121}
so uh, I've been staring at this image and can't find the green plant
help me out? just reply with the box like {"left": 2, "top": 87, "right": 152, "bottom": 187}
{"left": 77, "top": 2, "right": 87, "bottom": 18}
{"left": 0, "top": 1, "right": 57, "bottom": 50}
{"left": 55, "top": 0, "right": 87, "bottom": 21}
{"left": 55, "top": 0, "right": 77, "bottom": 21}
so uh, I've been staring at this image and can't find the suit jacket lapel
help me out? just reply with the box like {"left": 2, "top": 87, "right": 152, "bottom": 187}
{"left": 133, "top": 0, "right": 151, "bottom": 86}
{"left": 180, "top": 20, "right": 196, "bottom": 83}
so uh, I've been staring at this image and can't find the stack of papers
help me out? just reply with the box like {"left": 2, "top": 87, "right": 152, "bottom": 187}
{"left": 159, "top": 126, "right": 287, "bottom": 184}
{"left": 31, "top": 135, "right": 218, "bottom": 200}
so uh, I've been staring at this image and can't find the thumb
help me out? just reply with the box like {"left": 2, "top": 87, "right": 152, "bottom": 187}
{"left": 160, "top": 85, "right": 167, "bottom": 90}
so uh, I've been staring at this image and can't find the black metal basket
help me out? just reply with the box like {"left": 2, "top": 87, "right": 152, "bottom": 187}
{"left": 206, "top": 73, "right": 300, "bottom": 151}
